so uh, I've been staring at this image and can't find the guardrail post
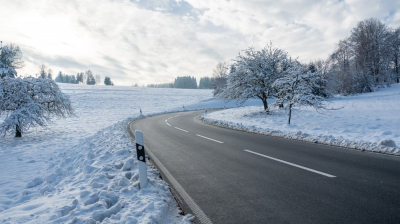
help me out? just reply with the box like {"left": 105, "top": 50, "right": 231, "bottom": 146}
{"left": 135, "top": 130, "right": 147, "bottom": 188}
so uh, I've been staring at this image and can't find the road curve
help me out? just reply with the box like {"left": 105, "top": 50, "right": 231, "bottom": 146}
{"left": 128, "top": 110, "right": 400, "bottom": 224}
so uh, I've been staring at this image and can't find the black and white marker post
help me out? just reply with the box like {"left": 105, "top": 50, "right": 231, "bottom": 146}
{"left": 135, "top": 130, "right": 148, "bottom": 188}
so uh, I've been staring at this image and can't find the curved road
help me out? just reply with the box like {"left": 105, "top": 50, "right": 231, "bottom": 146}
{"left": 128, "top": 110, "right": 400, "bottom": 224}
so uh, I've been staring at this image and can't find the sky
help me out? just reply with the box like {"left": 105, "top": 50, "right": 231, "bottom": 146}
{"left": 1, "top": 0, "right": 399, "bottom": 86}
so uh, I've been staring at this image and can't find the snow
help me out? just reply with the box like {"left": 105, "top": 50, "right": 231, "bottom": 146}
{"left": 201, "top": 84, "right": 400, "bottom": 155}
{"left": 2, "top": 82, "right": 398, "bottom": 223}
{"left": 0, "top": 84, "right": 257, "bottom": 223}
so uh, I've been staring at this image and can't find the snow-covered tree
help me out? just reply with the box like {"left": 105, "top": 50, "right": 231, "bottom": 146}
{"left": 272, "top": 64, "right": 325, "bottom": 124}
{"left": 308, "top": 61, "right": 330, "bottom": 97}
{"left": 0, "top": 77, "right": 74, "bottom": 137}
{"left": 219, "top": 43, "right": 291, "bottom": 111}
{"left": 0, "top": 43, "right": 24, "bottom": 78}
{"left": 95, "top": 74, "right": 101, "bottom": 85}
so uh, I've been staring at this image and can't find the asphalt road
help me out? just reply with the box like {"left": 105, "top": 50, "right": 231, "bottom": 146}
{"left": 128, "top": 110, "right": 400, "bottom": 224}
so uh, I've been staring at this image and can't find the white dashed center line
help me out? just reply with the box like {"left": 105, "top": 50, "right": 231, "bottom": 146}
{"left": 174, "top": 127, "right": 189, "bottom": 133}
{"left": 244, "top": 150, "right": 336, "bottom": 178}
{"left": 196, "top": 134, "right": 224, "bottom": 144}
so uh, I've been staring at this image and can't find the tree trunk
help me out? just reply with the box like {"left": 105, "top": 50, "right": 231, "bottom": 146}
{"left": 262, "top": 99, "right": 268, "bottom": 111}
{"left": 288, "top": 105, "right": 292, "bottom": 124}
{"left": 15, "top": 125, "right": 22, "bottom": 137}
{"left": 396, "top": 53, "right": 399, "bottom": 83}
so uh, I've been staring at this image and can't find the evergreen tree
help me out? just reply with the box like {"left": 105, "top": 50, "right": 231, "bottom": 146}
{"left": 199, "top": 77, "right": 212, "bottom": 89}
{"left": 64, "top": 74, "right": 71, "bottom": 83}
{"left": 55, "top": 71, "right": 63, "bottom": 83}
{"left": 104, "top": 76, "right": 114, "bottom": 85}
{"left": 76, "top": 73, "right": 83, "bottom": 84}
{"left": 70, "top": 75, "right": 76, "bottom": 84}
{"left": 47, "top": 69, "right": 53, "bottom": 80}
{"left": 174, "top": 76, "right": 197, "bottom": 89}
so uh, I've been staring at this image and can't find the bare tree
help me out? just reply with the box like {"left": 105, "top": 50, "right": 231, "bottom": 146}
{"left": 349, "top": 18, "right": 392, "bottom": 89}
{"left": 388, "top": 27, "right": 400, "bottom": 83}
{"left": 211, "top": 62, "right": 228, "bottom": 96}
{"left": 95, "top": 74, "right": 101, "bottom": 84}
{"left": 328, "top": 18, "right": 396, "bottom": 94}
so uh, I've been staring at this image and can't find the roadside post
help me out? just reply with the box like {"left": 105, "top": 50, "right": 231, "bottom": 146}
{"left": 135, "top": 130, "right": 147, "bottom": 188}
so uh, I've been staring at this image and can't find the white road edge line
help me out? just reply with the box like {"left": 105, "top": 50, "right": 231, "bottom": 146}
{"left": 174, "top": 127, "right": 189, "bottom": 132}
{"left": 196, "top": 134, "right": 224, "bottom": 144}
{"left": 166, "top": 123, "right": 171, "bottom": 126}
{"left": 244, "top": 150, "right": 336, "bottom": 178}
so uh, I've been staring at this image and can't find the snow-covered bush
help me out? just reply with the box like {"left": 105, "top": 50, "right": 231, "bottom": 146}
{"left": 0, "top": 77, "right": 74, "bottom": 137}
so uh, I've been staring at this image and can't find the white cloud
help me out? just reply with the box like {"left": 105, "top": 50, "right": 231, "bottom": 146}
{"left": 0, "top": 0, "right": 399, "bottom": 85}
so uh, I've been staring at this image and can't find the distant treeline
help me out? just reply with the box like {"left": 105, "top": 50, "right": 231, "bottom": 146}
{"left": 55, "top": 70, "right": 114, "bottom": 85}
{"left": 147, "top": 83, "right": 174, "bottom": 88}
{"left": 147, "top": 76, "right": 212, "bottom": 89}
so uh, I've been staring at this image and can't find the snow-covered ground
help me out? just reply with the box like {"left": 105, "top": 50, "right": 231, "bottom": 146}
{"left": 1, "top": 83, "right": 399, "bottom": 224}
{"left": 201, "top": 84, "right": 400, "bottom": 155}
{"left": 0, "top": 84, "right": 258, "bottom": 224}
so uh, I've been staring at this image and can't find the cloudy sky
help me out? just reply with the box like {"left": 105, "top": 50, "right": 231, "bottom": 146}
{"left": 1, "top": 0, "right": 399, "bottom": 86}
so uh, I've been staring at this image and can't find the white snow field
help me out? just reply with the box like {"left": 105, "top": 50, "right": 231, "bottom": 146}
{"left": 0, "top": 84, "right": 259, "bottom": 224}
{"left": 202, "top": 83, "right": 400, "bottom": 155}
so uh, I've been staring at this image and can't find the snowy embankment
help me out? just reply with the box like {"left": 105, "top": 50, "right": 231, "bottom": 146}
{"left": 0, "top": 84, "right": 257, "bottom": 224}
{"left": 201, "top": 84, "right": 400, "bottom": 156}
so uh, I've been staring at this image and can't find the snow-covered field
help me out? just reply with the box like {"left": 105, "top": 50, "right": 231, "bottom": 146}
{"left": 202, "top": 84, "right": 400, "bottom": 155}
{"left": 0, "top": 84, "right": 253, "bottom": 224}
{"left": 1, "top": 83, "right": 399, "bottom": 224}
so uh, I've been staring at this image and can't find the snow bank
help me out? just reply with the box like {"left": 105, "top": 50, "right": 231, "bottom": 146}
{"left": 201, "top": 84, "right": 400, "bottom": 155}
